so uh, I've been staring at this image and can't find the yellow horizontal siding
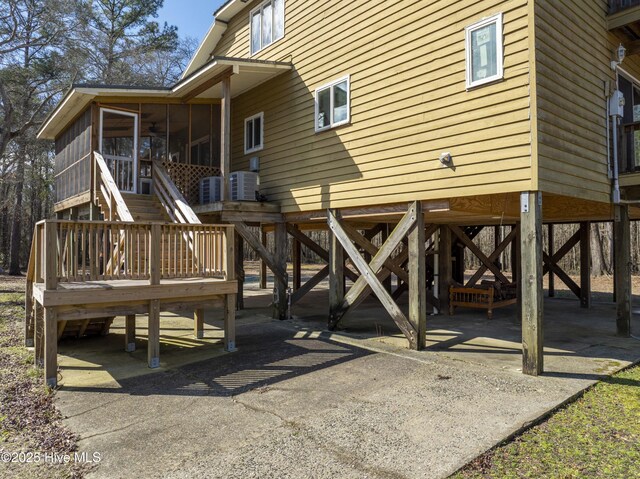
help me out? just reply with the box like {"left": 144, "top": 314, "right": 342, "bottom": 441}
{"left": 215, "top": 0, "right": 533, "bottom": 212}
{"left": 535, "top": 0, "right": 628, "bottom": 203}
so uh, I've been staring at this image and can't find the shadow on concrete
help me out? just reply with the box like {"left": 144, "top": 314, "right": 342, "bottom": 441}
{"left": 59, "top": 318, "right": 373, "bottom": 397}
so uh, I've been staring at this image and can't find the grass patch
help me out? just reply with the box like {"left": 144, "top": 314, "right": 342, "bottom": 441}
{"left": 451, "top": 365, "right": 640, "bottom": 479}
{"left": 0, "top": 285, "right": 90, "bottom": 478}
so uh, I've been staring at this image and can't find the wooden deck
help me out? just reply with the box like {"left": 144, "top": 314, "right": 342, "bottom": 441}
{"left": 26, "top": 219, "right": 238, "bottom": 387}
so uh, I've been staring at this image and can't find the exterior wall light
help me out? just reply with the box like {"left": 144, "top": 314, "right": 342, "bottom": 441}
{"left": 611, "top": 43, "right": 626, "bottom": 70}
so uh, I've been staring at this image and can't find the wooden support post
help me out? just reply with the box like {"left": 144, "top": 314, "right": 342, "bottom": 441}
{"left": 292, "top": 236, "right": 301, "bottom": 292}
{"left": 511, "top": 224, "right": 519, "bottom": 284}
{"left": 194, "top": 309, "right": 204, "bottom": 339}
{"left": 125, "top": 314, "right": 136, "bottom": 352}
{"left": 329, "top": 210, "right": 345, "bottom": 327}
{"left": 148, "top": 300, "right": 160, "bottom": 368}
{"left": 409, "top": 204, "right": 426, "bottom": 349}
{"left": 438, "top": 225, "right": 452, "bottom": 315}
{"left": 273, "top": 222, "right": 288, "bottom": 319}
{"left": 614, "top": 205, "right": 631, "bottom": 337}
{"left": 235, "top": 232, "right": 244, "bottom": 310}
{"left": 34, "top": 302, "right": 44, "bottom": 366}
{"left": 221, "top": 76, "right": 231, "bottom": 201}
{"left": 548, "top": 224, "right": 555, "bottom": 297}
{"left": 224, "top": 225, "right": 237, "bottom": 351}
{"left": 44, "top": 307, "right": 57, "bottom": 387}
{"left": 579, "top": 222, "right": 591, "bottom": 308}
{"left": 224, "top": 294, "right": 237, "bottom": 351}
{"left": 520, "top": 192, "right": 543, "bottom": 376}
{"left": 150, "top": 224, "right": 161, "bottom": 285}
{"left": 260, "top": 227, "right": 267, "bottom": 288}
{"left": 381, "top": 224, "right": 392, "bottom": 293}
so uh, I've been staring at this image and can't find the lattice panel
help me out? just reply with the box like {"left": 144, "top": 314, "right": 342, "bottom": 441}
{"left": 162, "top": 162, "right": 221, "bottom": 204}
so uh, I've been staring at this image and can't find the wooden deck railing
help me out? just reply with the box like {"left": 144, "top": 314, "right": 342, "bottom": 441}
{"left": 30, "top": 220, "right": 235, "bottom": 289}
{"left": 93, "top": 152, "right": 134, "bottom": 221}
{"left": 153, "top": 161, "right": 202, "bottom": 224}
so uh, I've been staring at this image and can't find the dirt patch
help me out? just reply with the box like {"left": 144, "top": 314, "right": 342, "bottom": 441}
{"left": 0, "top": 275, "right": 90, "bottom": 478}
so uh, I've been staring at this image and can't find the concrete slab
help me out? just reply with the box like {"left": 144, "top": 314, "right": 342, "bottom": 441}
{"left": 55, "top": 285, "right": 640, "bottom": 479}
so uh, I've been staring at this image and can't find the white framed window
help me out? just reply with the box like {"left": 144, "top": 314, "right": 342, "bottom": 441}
{"left": 315, "top": 76, "right": 350, "bottom": 132}
{"left": 251, "top": 0, "right": 285, "bottom": 55}
{"left": 245, "top": 112, "right": 264, "bottom": 154}
{"left": 465, "top": 13, "right": 503, "bottom": 89}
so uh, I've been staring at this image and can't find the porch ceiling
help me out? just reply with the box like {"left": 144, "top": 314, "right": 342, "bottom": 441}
{"left": 38, "top": 56, "right": 292, "bottom": 140}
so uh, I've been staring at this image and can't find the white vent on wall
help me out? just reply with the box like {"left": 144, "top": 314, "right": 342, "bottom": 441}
{"left": 230, "top": 171, "right": 259, "bottom": 201}
{"left": 200, "top": 176, "right": 223, "bottom": 204}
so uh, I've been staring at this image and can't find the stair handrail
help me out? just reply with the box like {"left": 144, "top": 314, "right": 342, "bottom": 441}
{"left": 94, "top": 151, "right": 134, "bottom": 222}
{"left": 152, "top": 161, "right": 201, "bottom": 225}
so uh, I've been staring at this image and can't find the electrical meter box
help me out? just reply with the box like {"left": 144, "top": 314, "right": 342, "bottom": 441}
{"left": 609, "top": 90, "right": 625, "bottom": 117}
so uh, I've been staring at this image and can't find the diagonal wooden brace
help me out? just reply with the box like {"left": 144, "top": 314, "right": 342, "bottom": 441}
{"left": 286, "top": 224, "right": 359, "bottom": 283}
{"left": 232, "top": 221, "right": 288, "bottom": 285}
{"left": 466, "top": 227, "right": 517, "bottom": 287}
{"left": 327, "top": 207, "right": 418, "bottom": 348}
{"left": 450, "top": 225, "right": 510, "bottom": 285}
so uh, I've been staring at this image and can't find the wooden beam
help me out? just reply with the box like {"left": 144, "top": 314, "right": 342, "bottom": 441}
{"left": 466, "top": 227, "right": 517, "bottom": 287}
{"left": 542, "top": 252, "right": 581, "bottom": 298}
{"left": 260, "top": 227, "right": 267, "bottom": 289}
{"left": 450, "top": 225, "right": 510, "bottom": 285}
{"left": 520, "top": 192, "right": 544, "bottom": 376}
{"left": 548, "top": 224, "right": 555, "bottom": 297}
{"left": 149, "top": 224, "right": 161, "bottom": 285}
{"left": 339, "top": 221, "right": 409, "bottom": 283}
{"left": 224, "top": 293, "right": 237, "bottom": 351}
{"left": 292, "top": 237, "right": 301, "bottom": 291}
{"left": 329, "top": 210, "right": 345, "bottom": 327}
{"left": 181, "top": 67, "right": 233, "bottom": 102}
{"left": 34, "top": 302, "right": 44, "bottom": 367}
{"left": 580, "top": 222, "right": 591, "bottom": 308}
{"left": 542, "top": 230, "right": 580, "bottom": 274}
{"left": 232, "top": 221, "right": 287, "bottom": 283}
{"left": 273, "top": 222, "right": 288, "bottom": 320}
{"left": 614, "top": 205, "right": 631, "bottom": 337}
{"left": 148, "top": 299, "right": 160, "bottom": 368}
{"left": 438, "top": 225, "right": 453, "bottom": 314}
{"left": 328, "top": 209, "right": 418, "bottom": 348}
{"left": 44, "top": 307, "right": 57, "bottom": 387}
{"left": 57, "top": 320, "right": 67, "bottom": 341}
{"left": 291, "top": 265, "right": 329, "bottom": 305}
{"left": 125, "top": 314, "right": 136, "bottom": 351}
{"left": 287, "top": 224, "right": 359, "bottom": 282}
{"left": 235, "top": 232, "right": 244, "bottom": 310}
{"left": 409, "top": 202, "right": 426, "bottom": 349}
{"left": 78, "top": 318, "right": 91, "bottom": 337}
{"left": 194, "top": 309, "right": 204, "bottom": 339}
{"left": 335, "top": 223, "right": 439, "bottom": 327}
{"left": 221, "top": 75, "right": 231, "bottom": 201}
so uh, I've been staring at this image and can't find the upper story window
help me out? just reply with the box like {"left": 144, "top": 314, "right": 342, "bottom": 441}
{"left": 315, "top": 76, "right": 350, "bottom": 132}
{"left": 465, "top": 13, "right": 503, "bottom": 89}
{"left": 245, "top": 112, "right": 264, "bottom": 154}
{"left": 251, "top": 0, "right": 285, "bottom": 55}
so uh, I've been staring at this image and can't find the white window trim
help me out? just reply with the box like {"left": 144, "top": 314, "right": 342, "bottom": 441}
{"left": 244, "top": 112, "right": 264, "bottom": 154}
{"left": 465, "top": 13, "right": 504, "bottom": 89}
{"left": 314, "top": 75, "right": 351, "bottom": 133}
{"left": 250, "top": 0, "right": 285, "bottom": 56}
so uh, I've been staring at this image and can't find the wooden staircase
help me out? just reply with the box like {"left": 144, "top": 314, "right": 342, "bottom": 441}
{"left": 120, "top": 193, "right": 171, "bottom": 222}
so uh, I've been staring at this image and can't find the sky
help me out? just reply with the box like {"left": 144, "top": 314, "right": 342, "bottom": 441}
{"left": 156, "top": 0, "right": 228, "bottom": 42}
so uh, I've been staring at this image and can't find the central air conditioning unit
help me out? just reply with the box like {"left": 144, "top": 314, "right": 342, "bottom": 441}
{"left": 230, "top": 171, "right": 259, "bottom": 201}
{"left": 199, "top": 176, "right": 223, "bottom": 204}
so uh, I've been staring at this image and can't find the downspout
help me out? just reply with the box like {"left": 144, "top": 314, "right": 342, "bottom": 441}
{"left": 606, "top": 83, "right": 612, "bottom": 180}
{"left": 611, "top": 71, "right": 622, "bottom": 204}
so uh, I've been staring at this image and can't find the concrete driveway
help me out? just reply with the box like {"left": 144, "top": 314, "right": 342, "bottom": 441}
{"left": 55, "top": 290, "right": 640, "bottom": 479}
